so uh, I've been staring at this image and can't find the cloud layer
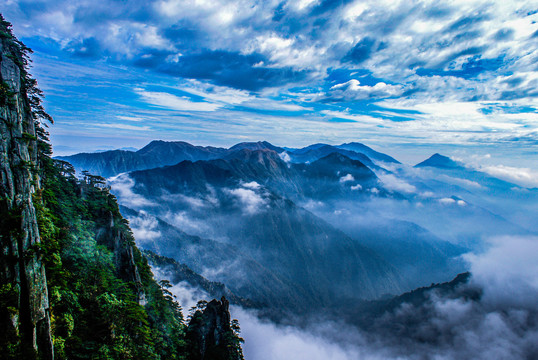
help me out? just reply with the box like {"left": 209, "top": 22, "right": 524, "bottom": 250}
{"left": 158, "top": 235, "right": 538, "bottom": 360}
{"left": 3, "top": 1, "right": 537, "bottom": 170}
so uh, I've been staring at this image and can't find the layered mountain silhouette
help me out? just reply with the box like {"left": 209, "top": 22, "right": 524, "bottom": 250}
{"left": 106, "top": 145, "right": 474, "bottom": 319}
{"left": 61, "top": 139, "right": 536, "bottom": 321}
{"left": 57, "top": 140, "right": 394, "bottom": 177}
{"left": 117, "top": 163, "right": 403, "bottom": 317}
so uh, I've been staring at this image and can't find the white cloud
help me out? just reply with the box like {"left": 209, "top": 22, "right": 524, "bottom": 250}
{"left": 226, "top": 186, "right": 267, "bottom": 214}
{"left": 164, "top": 211, "right": 210, "bottom": 235}
{"left": 109, "top": 174, "right": 156, "bottom": 208}
{"left": 439, "top": 197, "right": 456, "bottom": 205}
{"left": 161, "top": 193, "right": 210, "bottom": 209}
{"left": 96, "top": 123, "right": 151, "bottom": 131}
{"left": 279, "top": 152, "right": 291, "bottom": 163}
{"left": 329, "top": 79, "right": 403, "bottom": 100}
{"left": 127, "top": 211, "right": 161, "bottom": 244}
{"left": 241, "top": 181, "right": 262, "bottom": 189}
{"left": 116, "top": 115, "right": 144, "bottom": 122}
{"left": 152, "top": 267, "right": 210, "bottom": 311}
{"left": 465, "top": 236, "right": 538, "bottom": 308}
{"left": 133, "top": 24, "right": 174, "bottom": 50}
{"left": 339, "top": 173, "right": 355, "bottom": 183}
{"left": 479, "top": 165, "right": 538, "bottom": 188}
{"left": 378, "top": 173, "right": 417, "bottom": 193}
{"left": 319, "top": 110, "right": 384, "bottom": 125}
{"left": 438, "top": 197, "right": 465, "bottom": 206}
{"left": 235, "top": 307, "right": 368, "bottom": 360}
{"left": 135, "top": 89, "right": 222, "bottom": 112}
{"left": 437, "top": 175, "right": 482, "bottom": 189}
{"left": 420, "top": 191, "right": 435, "bottom": 198}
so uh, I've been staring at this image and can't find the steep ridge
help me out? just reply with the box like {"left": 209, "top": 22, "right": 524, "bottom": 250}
{"left": 136, "top": 140, "right": 228, "bottom": 161}
{"left": 0, "top": 17, "right": 53, "bottom": 359}
{"left": 337, "top": 142, "right": 400, "bottom": 164}
{"left": 120, "top": 206, "right": 304, "bottom": 313}
{"left": 57, "top": 140, "right": 283, "bottom": 178}
{"left": 111, "top": 149, "right": 469, "bottom": 300}
{"left": 346, "top": 272, "right": 477, "bottom": 327}
{"left": 292, "top": 152, "right": 381, "bottom": 199}
{"left": 409, "top": 153, "right": 538, "bottom": 235}
{"left": 186, "top": 297, "right": 244, "bottom": 360}
{"left": 228, "top": 141, "right": 285, "bottom": 153}
{"left": 111, "top": 154, "right": 405, "bottom": 314}
{"left": 143, "top": 250, "right": 253, "bottom": 309}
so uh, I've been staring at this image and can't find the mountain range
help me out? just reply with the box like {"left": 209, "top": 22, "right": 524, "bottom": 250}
{"left": 57, "top": 138, "right": 538, "bottom": 322}
{"left": 57, "top": 140, "right": 396, "bottom": 178}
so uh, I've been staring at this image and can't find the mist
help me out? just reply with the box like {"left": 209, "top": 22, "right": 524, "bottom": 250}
{"left": 157, "top": 235, "right": 538, "bottom": 360}
{"left": 106, "top": 148, "right": 538, "bottom": 360}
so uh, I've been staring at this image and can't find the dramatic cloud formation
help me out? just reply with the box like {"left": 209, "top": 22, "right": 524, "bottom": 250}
{"left": 2, "top": 1, "right": 536, "bottom": 169}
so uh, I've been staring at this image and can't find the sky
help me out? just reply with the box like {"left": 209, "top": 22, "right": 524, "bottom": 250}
{"left": 3, "top": 0, "right": 538, "bottom": 166}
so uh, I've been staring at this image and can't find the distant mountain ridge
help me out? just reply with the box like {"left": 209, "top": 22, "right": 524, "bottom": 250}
{"left": 57, "top": 140, "right": 229, "bottom": 177}
{"left": 56, "top": 140, "right": 399, "bottom": 178}
{"left": 109, "top": 148, "right": 471, "bottom": 318}
{"left": 337, "top": 142, "right": 401, "bottom": 164}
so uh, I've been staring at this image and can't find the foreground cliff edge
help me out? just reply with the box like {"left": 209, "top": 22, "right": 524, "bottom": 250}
{"left": 0, "top": 15, "right": 244, "bottom": 360}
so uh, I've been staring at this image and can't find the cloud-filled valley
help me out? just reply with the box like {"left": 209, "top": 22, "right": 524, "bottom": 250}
{"left": 61, "top": 139, "right": 538, "bottom": 359}
{"left": 153, "top": 234, "right": 538, "bottom": 360}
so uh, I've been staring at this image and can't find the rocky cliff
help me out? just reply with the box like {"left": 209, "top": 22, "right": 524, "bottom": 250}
{"left": 186, "top": 297, "right": 244, "bottom": 360}
{"left": 0, "top": 15, "right": 53, "bottom": 359}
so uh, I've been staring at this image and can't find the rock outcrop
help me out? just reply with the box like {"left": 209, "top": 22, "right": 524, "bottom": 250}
{"left": 186, "top": 297, "right": 244, "bottom": 360}
{"left": 0, "top": 16, "right": 53, "bottom": 359}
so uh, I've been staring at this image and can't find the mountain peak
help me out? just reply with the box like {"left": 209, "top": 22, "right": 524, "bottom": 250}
{"left": 224, "top": 148, "right": 281, "bottom": 162}
{"left": 316, "top": 151, "right": 356, "bottom": 164}
{"left": 415, "top": 153, "right": 463, "bottom": 169}
{"left": 229, "top": 141, "right": 284, "bottom": 153}
{"left": 291, "top": 143, "right": 330, "bottom": 155}
{"left": 337, "top": 142, "right": 400, "bottom": 164}
{"left": 311, "top": 152, "right": 372, "bottom": 173}
{"left": 137, "top": 140, "right": 196, "bottom": 154}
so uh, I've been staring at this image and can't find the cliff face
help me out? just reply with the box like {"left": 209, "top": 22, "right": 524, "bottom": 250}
{"left": 96, "top": 206, "right": 144, "bottom": 301}
{"left": 186, "top": 297, "right": 244, "bottom": 360}
{"left": 0, "top": 18, "right": 53, "bottom": 359}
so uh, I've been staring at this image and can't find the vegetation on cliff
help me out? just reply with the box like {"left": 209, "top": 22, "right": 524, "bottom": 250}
{"left": 34, "top": 158, "right": 186, "bottom": 359}
{"left": 0, "top": 14, "right": 243, "bottom": 360}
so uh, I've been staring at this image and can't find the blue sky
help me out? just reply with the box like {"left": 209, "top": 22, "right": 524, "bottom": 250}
{"left": 3, "top": 0, "right": 538, "bottom": 169}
